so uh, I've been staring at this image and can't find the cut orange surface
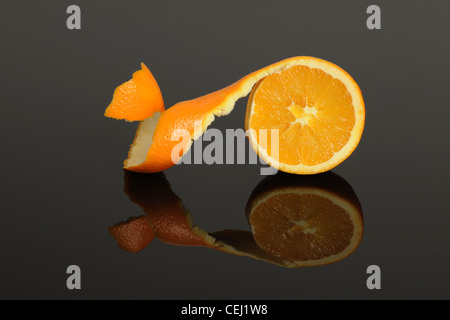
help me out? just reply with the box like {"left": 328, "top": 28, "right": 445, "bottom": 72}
{"left": 105, "top": 63, "right": 164, "bottom": 121}
{"left": 120, "top": 56, "right": 364, "bottom": 174}
{"left": 245, "top": 172, "right": 364, "bottom": 267}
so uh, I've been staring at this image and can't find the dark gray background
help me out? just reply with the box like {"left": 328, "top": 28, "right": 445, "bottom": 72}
{"left": 1, "top": 0, "right": 449, "bottom": 299}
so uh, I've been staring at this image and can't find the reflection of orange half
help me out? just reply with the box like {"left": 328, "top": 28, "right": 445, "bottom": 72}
{"left": 245, "top": 172, "right": 363, "bottom": 267}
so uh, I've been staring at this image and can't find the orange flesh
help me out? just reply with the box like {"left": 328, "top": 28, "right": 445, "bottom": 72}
{"left": 250, "top": 192, "right": 354, "bottom": 261}
{"left": 249, "top": 65, "right": 355, "bottom": 166}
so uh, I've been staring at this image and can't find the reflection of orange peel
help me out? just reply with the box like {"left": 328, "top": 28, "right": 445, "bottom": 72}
{"left": 122, "top": 171, "right": 215, "bottom": 247}
{"left": 105, "top": 63, "right": 164, "bottom": 121}
{"left": 109, "top": 171, "right": 363, "bottom": 268}
{"left": 105, "top": 57, "right": 364, "bottom": 174}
